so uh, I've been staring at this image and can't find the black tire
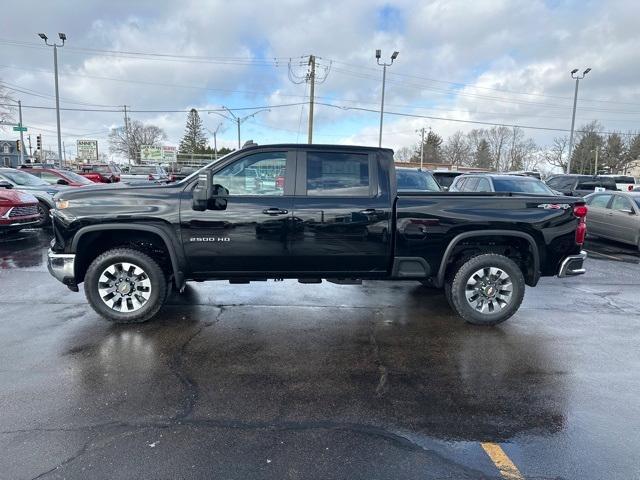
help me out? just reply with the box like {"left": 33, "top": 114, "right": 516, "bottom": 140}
{"left": 448, "top": 254, "right": 525, "bottom": 326}
{"left": 36, "top": 202, "right": 51, "bottom": 229}
{"left": 84, "top": 248, "right": 167, "bottom": 324}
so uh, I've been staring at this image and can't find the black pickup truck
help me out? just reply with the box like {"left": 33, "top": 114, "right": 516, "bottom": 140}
{"left": 48, "top": 144, "right": 587, "bottom": 326}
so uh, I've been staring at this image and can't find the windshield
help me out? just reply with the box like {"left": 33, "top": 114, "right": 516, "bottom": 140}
{"left": 59, "top": 170, "right": 94, "bottom": 185}
{"left": 433, "top": 173, "right": 460, "bottom": 188}
{"left": 1, "top": 169, "right": 49, "bottom": 186}
{"left": 397, "top": 170, "right": 441, "bottom": 192}
{"left": 85, "top": 165, "right": 111, "bottom": 174}
{"left": 492, "top": 177, "right": 555, "bottom": 194}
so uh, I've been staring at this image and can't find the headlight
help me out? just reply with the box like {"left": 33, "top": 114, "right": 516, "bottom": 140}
{"left": 56, "top": 199, "right": 70, "bottom": 209}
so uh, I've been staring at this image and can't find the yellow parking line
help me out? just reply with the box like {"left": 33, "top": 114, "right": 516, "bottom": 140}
{"left": 481, "top": 442, "right": 525, "bottom": 480}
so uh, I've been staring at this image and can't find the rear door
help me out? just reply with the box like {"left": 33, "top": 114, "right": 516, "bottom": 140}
{"left": 585, "top": 193, "right": 613, "bottom": 236}
{"left": 290, "top": 149, "right": 392, "bottom": 274}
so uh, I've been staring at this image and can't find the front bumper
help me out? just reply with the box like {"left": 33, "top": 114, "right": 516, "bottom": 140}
{"left": 47, "top": 249, "right": 76, "bottom": 286}
{"left": 558, "top": 250, "right": 587, "bottom": 277}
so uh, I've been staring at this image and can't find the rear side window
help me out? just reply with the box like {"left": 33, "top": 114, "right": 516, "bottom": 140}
{"left": 475, "top": 178, "right": 491, "bottom": 192}
{"left": 587, "top": 194, "right": 612, "bottom": 208}
{"left": 547, "top": 176, "right": 575, "bottom": 190}
{"left": 612, "top": 176, "right": 635, "bottom": 184}
{"left": 492, "top": 178, "right": 554, "bottom": 194}
{"left": 306, "top": 152, "right": 369, "bottom": 196}
{"left": 461, "top": 177, "right": 479, "bottom": 191}
{"left": 610, "top": 196, "right": 633, "bottom": 211}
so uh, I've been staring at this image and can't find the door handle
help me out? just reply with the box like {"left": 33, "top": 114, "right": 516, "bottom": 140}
{"left": 262, "top": 208, "right": 289, "bottom": 215}
{"left": 360, "top": 209, "right": 376, "bottom": 215}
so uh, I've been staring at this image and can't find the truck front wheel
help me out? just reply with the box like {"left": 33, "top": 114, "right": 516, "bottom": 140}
{"left": 84, "top": 248, "right": 167, "bottom": 324}
{"left": 447, "top": 254, "right": 525, "bottom": 326}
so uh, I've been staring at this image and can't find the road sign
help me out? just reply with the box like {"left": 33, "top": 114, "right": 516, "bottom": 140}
{"left": 77, "top": 139, "right": 98, "bottom": 161}
{"left": 13, "top": 126, "right": 27, "bottom": 132}
{"left": 162, "top": 146, "right": 177, "bottom": 162}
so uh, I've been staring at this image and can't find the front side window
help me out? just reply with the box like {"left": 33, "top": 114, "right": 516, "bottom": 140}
{"left": 587, "top": 194, "right": 612, "bottom": 208}
{"left": 475, "top": 178, "right": 492, "bottom": 192}
{"left": 306, "top": 152, "right": 369, "bottom": 196}
{"left": 213, "top": 152, "right": 287, "bottom": 196}
{"left": 462, "top": 177, "right": 479, "bottom": 191}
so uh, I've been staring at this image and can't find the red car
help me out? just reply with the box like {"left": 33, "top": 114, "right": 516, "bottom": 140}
{"left": 0, "top": 186, "right": 41, "bottom": 233}
{"left": 18, "top": 166, "right": 96, "bottom": 187}
{"left": 78, "top": 164, "right": 121, "bottom": 183}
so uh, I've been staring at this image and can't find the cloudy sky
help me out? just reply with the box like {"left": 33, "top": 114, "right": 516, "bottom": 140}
{"left": 1, "top": 0, "right": 639, "bottom": 160}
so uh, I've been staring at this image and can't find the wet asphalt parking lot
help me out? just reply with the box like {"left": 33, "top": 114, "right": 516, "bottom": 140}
{"left": 0, "top": 230, "right": 639, "bottom": 479}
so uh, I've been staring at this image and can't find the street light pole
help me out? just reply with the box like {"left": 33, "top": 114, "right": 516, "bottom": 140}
{"left": 18, "top": 100, "right": 25, "bottom": 165}
{"left": 375, "top": 49, "right": 399, "bottom": 148}
{"left": 567, "top": 67, "right": 591, "bottom": 174}
{"left": 208, "top": 108, "right": 270, "bottom": 150}
{"left": 38, "top": 33, "right": 66, "bottom": 164}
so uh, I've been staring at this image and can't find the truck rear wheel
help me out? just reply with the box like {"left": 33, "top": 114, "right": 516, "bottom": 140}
{"left": 84, "top": 248, "right": 167, "bottom": 324}
{"left": 447, "top": 254, "right": 525, "bottom": 326}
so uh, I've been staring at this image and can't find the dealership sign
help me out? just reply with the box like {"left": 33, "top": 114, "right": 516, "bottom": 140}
{"left": 77, "top": 140, "right": 98, "bottom": 161}
{"left": 140, "top": 145, "right": 177, "bottom": 162}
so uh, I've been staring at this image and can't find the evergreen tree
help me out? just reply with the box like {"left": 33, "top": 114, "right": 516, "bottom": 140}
{"left": 179, "top": 109, "right": 208, "bottom": 154}
{"left": 421, "top": 131, "right": 444, "bottom": 163}
{"left": 473, "top": 139, "right": 492, "bottom": 169}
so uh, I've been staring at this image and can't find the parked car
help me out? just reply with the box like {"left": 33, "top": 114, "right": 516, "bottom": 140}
{"left": 0, "top": 186, "right": 41, "bottom": 233}
{"left": 506, "top": 170, "right": 542, "bottom": 179}
{"left": 78, "top": 164, "right": 121, "bottom": 183}
{"left": 584, "top": 191, "right": 640, "bottom": 250}
{"left": 0, "top": 168, "right": 68, "bottom": 227}
{"left": 170, "top": 166, "right": 198, "bottom": 182}
{"left": 432, "top": 171, "right": 463, "bottom": 191}
{"left": 545, "top": 174, "right": 618, "bottom": 196}
{"left": 49, "top": 144, "right": 587, "bottom": 327}
{"left": 18, "top": 166, "right": 96, "bottom": 187}
{"left": 120, "top": 165, "right": 169, "bottom": 183}
{"left": 396, "top": 168, "right": 441, "bottom": 192}
{"left": 598, "top": 174, "right": 637, "bottom": 192}
{"left": 449, "top": 174, "right": 556, "bottom": 194}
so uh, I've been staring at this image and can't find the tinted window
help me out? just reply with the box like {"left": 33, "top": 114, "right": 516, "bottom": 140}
{"left": 307, "top": 152, "right": 369, "bottom": 196}
{"left": 213, "top": 152, "right": 287, "bottom": 196}
{"left": 39, "top": 171, "right": 62, "bottom": 184}
{"left": 577, "top": 178, "right": 617, "bottom": 190}
{"left": 611, "top": 176, "right": 635, "bottom": 184}
{"left": 547, "top": 176, "right": 576, "bottom": 190}
{"left": 492, "top": 178, "right": 554, "bottom": 194}
{"left": 461, "top": 177, "right": 479, "bottom": 191}
{"left": 611, "top": 196, "right": 633, "bottom": 211}
{"left": 433, "top": 172, "right": 460, "bottom": 188}
{"left": 587, "top": 194, "right": 612, "bottom": 208}
{"left": 397, "top": 170, "right": 440, "bottom": 192}
{"left": 475, "top": 178, "right": 491, "bottom": 192}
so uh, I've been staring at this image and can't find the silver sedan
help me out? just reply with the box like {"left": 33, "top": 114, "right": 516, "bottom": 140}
{"left": 584, "top": 191, "right": 640, "bottom": 250}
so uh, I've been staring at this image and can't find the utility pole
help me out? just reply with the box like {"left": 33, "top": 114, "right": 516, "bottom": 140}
{"left": 307, "top": 55, "right": 315, "bottom": 144}
{"left": 287, "top": 55, "right": 330, "bottom": 143}
{"left": 38, "top": 33, "right": 66, "bottom": 164}
{"left": 417, "top": 127, "right": 425, "bottom": 170}
{"left": 567, "top": 67, "right": 591, "bottom": 173}
{"left": 27, "top": 135, "right": 32, "bottom": 157}
{"left": 63, "top": 141, "right": 67, "bottom": 167}
{"left": 123, "top": 105, "right": 131, "bottom": 164}
{"left": 375, "top": 50, "right": 399, "bottom": 147}
{"left": 593, "top": 146, "right": 599, "bottom": 176}
{"left": 206, "top": 122, "right": 223, "bottom": 160}
{"left": 18, "top": 100, "right": 25, "bottom": 165}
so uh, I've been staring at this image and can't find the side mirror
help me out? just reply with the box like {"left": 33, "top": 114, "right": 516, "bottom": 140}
{"left": 57, "top": 179, "right": 69, "bottom": 185}
{"left": 0, "top": 180, "right": 13, "bottom": 189}
{"left": 210, "top": 184, "right": 229, "bottom": 210}
{"left": 442, "top": 186, "right": 449, "bottom": 192}
{"left": 620, "top": 208, "right": 635, "bottom": 215}
{"left": 192, "top": 171, "right": 212, "bottom": 211}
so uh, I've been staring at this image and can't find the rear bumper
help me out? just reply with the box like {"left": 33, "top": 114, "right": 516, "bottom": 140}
{"left": 47, "top": 249, "right": 76, "bottom": 285}
{"left": 558, "top": 250, "right": 587, "bottom": 277}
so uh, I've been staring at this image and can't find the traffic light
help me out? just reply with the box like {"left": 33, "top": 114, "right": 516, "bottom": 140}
{"left": 16, "top": 140, "right": 21, "bottom": 152}
{"left": 36, "top": 134, "right": 42, "bottom": 151}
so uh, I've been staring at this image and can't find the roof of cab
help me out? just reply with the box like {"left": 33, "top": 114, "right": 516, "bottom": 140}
{"left": 239, "top": 143, "right": 394, "bottom": 153}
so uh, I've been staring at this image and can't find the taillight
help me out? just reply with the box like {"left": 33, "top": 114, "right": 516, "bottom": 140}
{"left": 148, "top": 174, "right": 155, "bottom": 181}
{"left": 629, "top": 185, "right": 634, "bottom": 191}
{"left": 574, "top": 204, "right": 587, "bottom": 245}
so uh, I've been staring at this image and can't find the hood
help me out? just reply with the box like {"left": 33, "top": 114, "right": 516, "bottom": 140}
{"left": 0, "top": 188, "right": 38, "bottom": 205}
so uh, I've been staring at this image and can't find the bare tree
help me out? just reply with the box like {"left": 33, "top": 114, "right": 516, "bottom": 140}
{"left": 394, "top": 146, "right": 413, "bottom": 163}
{"left": 0, "top": 84, "right": 15, "bottom": 125}
{"left": 443, "top": 130, "right": 472, "bottom": 166}
{"left": 109, "top": 120, "right": 167, "bottom": 164}
{"left": 542, "top": 136, "right": 569, "bottom": 172}
{"left": 486, "top": 126, "right": 511, "bottom": 171}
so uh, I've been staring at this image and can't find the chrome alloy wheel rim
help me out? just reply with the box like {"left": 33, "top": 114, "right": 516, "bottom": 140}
{"left": 465, "top": 267, "right": 513, "bottom": 314}
{"left": 98, "top": 262, "right": 152, "bottom": 312}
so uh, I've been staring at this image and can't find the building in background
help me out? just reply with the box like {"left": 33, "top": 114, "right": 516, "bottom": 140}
{"left": 0, "top": 139, "right": 24, "bottom": 167}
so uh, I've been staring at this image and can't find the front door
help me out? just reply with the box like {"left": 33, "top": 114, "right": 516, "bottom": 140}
{"left": 180, "top": 149, "right": 297, "bottom": 275}
{"left": 290, "top": 149, "right": 392, "bottom": 275}
{"left": 586, "top": 193, "right": 613, "bottom": 237}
